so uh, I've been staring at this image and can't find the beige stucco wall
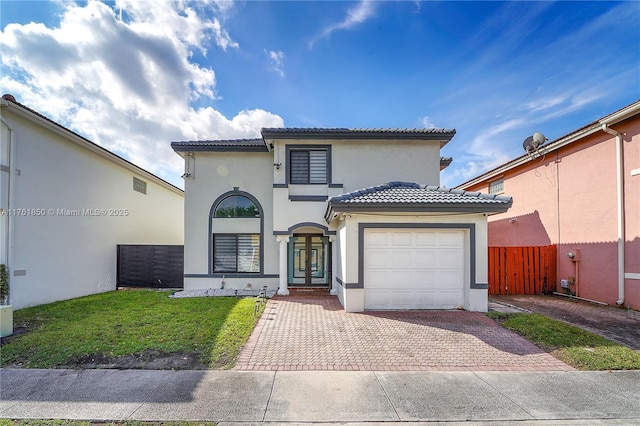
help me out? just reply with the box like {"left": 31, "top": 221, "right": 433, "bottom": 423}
{"left": 1, "top": 109, "right": 184, "bottom": 310}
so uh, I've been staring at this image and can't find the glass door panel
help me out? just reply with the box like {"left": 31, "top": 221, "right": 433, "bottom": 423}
{"left": 288, "top": 234, "right": 330, "bottom": 286}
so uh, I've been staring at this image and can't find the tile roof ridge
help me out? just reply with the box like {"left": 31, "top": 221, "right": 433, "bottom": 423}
{"left": 330, "top": 181, "right": 420, "bottom": 202}
{"left": 172, "top": 137, "right": 264, "bottom": 144}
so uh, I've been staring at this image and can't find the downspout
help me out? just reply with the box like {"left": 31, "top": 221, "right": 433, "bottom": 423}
{"left": 601, "top": 123, "right": 625, "bottom": 305}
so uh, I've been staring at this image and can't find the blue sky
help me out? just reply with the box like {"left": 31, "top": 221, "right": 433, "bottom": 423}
{"left": 1, "top": 1, "right": 638, "bottom": 188}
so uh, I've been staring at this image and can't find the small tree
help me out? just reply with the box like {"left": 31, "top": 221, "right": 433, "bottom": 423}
{"left": 0, "top": 264, "right": 8, "bottom": 305}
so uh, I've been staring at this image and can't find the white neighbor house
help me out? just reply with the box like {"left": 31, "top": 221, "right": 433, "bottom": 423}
{"left": 172, "top": 128, "right": 512, "bottom": 312}
{"left": 0, "top": 94, "right": 184, "bottom": 310}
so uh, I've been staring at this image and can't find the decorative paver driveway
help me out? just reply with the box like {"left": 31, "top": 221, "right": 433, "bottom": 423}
{"left": 235, "top": 295, "right": 572, "bottom": 371}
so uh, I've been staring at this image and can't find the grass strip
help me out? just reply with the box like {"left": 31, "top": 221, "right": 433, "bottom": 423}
{"left": 488, "top": 312, "right": 640, "bottom": 370}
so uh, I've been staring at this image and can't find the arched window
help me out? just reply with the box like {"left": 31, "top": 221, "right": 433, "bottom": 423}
{"left": 210, "top": 192, "right": 262, "bottom": 274}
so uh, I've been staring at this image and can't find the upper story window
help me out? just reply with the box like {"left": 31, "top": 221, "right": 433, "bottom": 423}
{"left": 489, "top": 178, "right": 504, "bottom": 194}
{"left": 290, "top": 149, "right": 328, "bottom": 184}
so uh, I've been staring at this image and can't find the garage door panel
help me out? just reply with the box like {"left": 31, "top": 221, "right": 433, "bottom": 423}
{"left": 438, "top": 249, "right": 464, "bottom": 267}
{"left": 436, "top": 270, "right": 464, "bottom": 286}
{"left": 366, "top": 231, "right": 389, "bottom": 246}
{"left": 364, "top": 229, "right": 465, "bottom": 310}
{"left": 367, "top": 249, "right": 391, "bottom": 268}
{"left": 390, "top": 291, "right": 414, "bottom": 309}
{"left": 438, "top": 231, "right": 465, "bottom": 246}
{"left": 391, "top": 250, "right": 414, "bottom": 267}
{"left": 414, "top": 250, "right": 438, "bottom": 267}
{"left": 391, "top": 232, "right": 412, "bottom": 246}
{"left": 415, "top": 232, "right": 437, "bottom": 246}
{"left": 391, "top": 270, "right": 415, "bottom": 286}
{"left": 435, "top": 291, "right": 463, "bottom": 307}
{"left": 415, "top": 270, "right": 436, "bottom": 285}
{"left": 365, "top": 290, "right": 392, "bottom": 309}
{"left": 365, "top": 270, "right": 391, "bottom": 288}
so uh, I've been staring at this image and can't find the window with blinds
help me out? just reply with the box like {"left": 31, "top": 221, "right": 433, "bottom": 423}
{"left": 290, "top": 149, "right": 327, "bottom": 184}
{"left": 213, "top": 234, "right": 260, "bottom": 273}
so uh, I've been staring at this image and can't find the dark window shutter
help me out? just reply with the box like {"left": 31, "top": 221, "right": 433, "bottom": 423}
{"left": 290, "top": 151, "right": 310, "bottom": 184}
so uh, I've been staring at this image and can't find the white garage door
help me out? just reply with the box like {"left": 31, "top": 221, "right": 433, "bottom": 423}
{"left": 364, "top": 229, "right": 465, "bottom": 310}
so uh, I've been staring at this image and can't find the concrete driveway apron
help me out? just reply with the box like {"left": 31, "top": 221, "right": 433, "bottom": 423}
{"left": 235, "top": 295, "right": 572, "bottom": 371}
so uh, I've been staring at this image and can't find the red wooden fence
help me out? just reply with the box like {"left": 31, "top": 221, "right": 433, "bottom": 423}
{"left": 488, "top": 245, "right": 557, "bottom": 295}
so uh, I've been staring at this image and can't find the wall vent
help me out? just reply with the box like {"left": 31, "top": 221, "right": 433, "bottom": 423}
{"left": 133, "top": 177, "right": 147, "bottom": 194}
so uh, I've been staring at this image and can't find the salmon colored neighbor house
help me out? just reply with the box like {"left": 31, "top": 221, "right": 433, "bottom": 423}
{"left": 456, "top": 100, "right": 640, "bottom": 310}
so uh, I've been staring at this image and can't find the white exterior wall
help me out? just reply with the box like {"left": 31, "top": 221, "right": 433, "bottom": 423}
{"left": 331, "top": 140, "right": 441, "bottom": 192}
{"left": 333, "top": 213, "right": 489, "bottom": 312}
{"left": 270, "top": 138, "right": 442, "bottom": 233}
{"left": 182, "top": 152, "right": 279, "bottom": 291}
{"left": 1, "top": 109, "right": 183, "bottom": 310}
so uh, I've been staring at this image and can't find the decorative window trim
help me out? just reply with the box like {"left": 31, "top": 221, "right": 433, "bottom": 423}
{"left": 209, "top": 190, "right": 264, "bottom": 275}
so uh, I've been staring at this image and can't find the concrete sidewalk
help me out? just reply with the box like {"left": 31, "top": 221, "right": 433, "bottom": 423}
{"left": 1, "top": 368, "right": 639, "bottom": 423}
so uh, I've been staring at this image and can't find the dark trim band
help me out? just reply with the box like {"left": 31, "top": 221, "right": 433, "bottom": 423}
{"left": 185, "top": 273, "right": 279, "bottom": 279}
{"left": 273, "top": 222, "right": 336, "bottom": 236}
{"left": 289, "top": 195, "right": 328, "bottom": 202}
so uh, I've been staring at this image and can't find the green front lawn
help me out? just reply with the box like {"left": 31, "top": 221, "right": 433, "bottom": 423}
{"left": 488, "top": 312, "right": 640, "bottom": 370}
{"left": 0, "top": 290, "right": 263, "bottom": 369}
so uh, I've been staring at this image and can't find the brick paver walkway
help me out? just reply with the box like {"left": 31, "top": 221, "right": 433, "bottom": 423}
{"left": 492, "top": 295, "right": 640, "bottom": 351}
{"left": 235, "top": 295, "right": 573, "bottom": 371}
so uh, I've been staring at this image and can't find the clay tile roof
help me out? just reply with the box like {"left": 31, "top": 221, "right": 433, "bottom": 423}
{"left": 171, "top": 138, "right": 267, "bottom": 152}
{"left": 325, "top": 181, "right": 512, "bottom": 221}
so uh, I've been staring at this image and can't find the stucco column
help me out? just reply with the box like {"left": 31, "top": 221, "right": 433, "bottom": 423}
{"left": 277, "top": 235, "right": 290, "bottom": 296}
{"left": 329, "top": 235, "right": 337, "bottom": 295}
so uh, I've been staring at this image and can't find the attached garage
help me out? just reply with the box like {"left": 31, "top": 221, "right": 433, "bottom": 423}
{"left": 363, "top": 228, "right": 465, "bottom": 310}
{"left": 325, "top": 182, "right": 513, "bottom": 312}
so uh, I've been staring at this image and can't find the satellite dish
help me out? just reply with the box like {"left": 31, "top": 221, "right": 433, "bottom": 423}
{"left": 523, "top": 132, "right": 548, "bottom": 153}
{"left": 533, "top": 132, "right": 548, "bottom": 145}
{"left": 522, "top": 136, "right": 535, "bottom": 152}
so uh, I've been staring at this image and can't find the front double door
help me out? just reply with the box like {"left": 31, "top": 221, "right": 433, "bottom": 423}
{"left": 288, "top": 234, "right": 330, "bottom": 287}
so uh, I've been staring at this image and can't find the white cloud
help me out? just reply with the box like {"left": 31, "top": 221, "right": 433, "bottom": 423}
{"left": 309, "top": 0, "right": 376, "bottom": 48}
{"left": 419, "top": 115, "right": 436, "bottom": 128}
{"left": 265, "top": 49, "right": 285, "bottom": 77}
{"left": 0, "top": 1, "right": 280, "bottom": 187}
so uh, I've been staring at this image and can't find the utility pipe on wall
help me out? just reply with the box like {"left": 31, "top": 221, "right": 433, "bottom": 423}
{"left": 601, "top": 123, "right": 625, "bottom": 305}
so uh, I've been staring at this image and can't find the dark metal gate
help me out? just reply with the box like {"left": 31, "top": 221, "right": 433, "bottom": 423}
{"left": 117, "top": 245, "right": 184, "bottom": 288}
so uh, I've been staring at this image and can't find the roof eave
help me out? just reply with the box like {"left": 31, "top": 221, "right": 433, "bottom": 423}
{"left": 455, "top": 99, "right": 640, "bottom": 190}
{"left": 327, "top": 202, "right": 513, "bottom": 215}
{"left": 261, "top": 128, "right": 456, "bottom": 147}
{"left": 1, "top": 98, "right": 183, "bottom": 195}
{"left": 170, "top": 143, "right": 269, "bottom": 153}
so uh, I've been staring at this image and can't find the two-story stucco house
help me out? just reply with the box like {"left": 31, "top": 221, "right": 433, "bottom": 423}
{"left": 172, "top": 128, "right": 512, "bottom": 312}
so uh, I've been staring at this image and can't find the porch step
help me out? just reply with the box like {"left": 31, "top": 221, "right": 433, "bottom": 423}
{"left": 288, "top": 287, "right": 331, "bottom": 296}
